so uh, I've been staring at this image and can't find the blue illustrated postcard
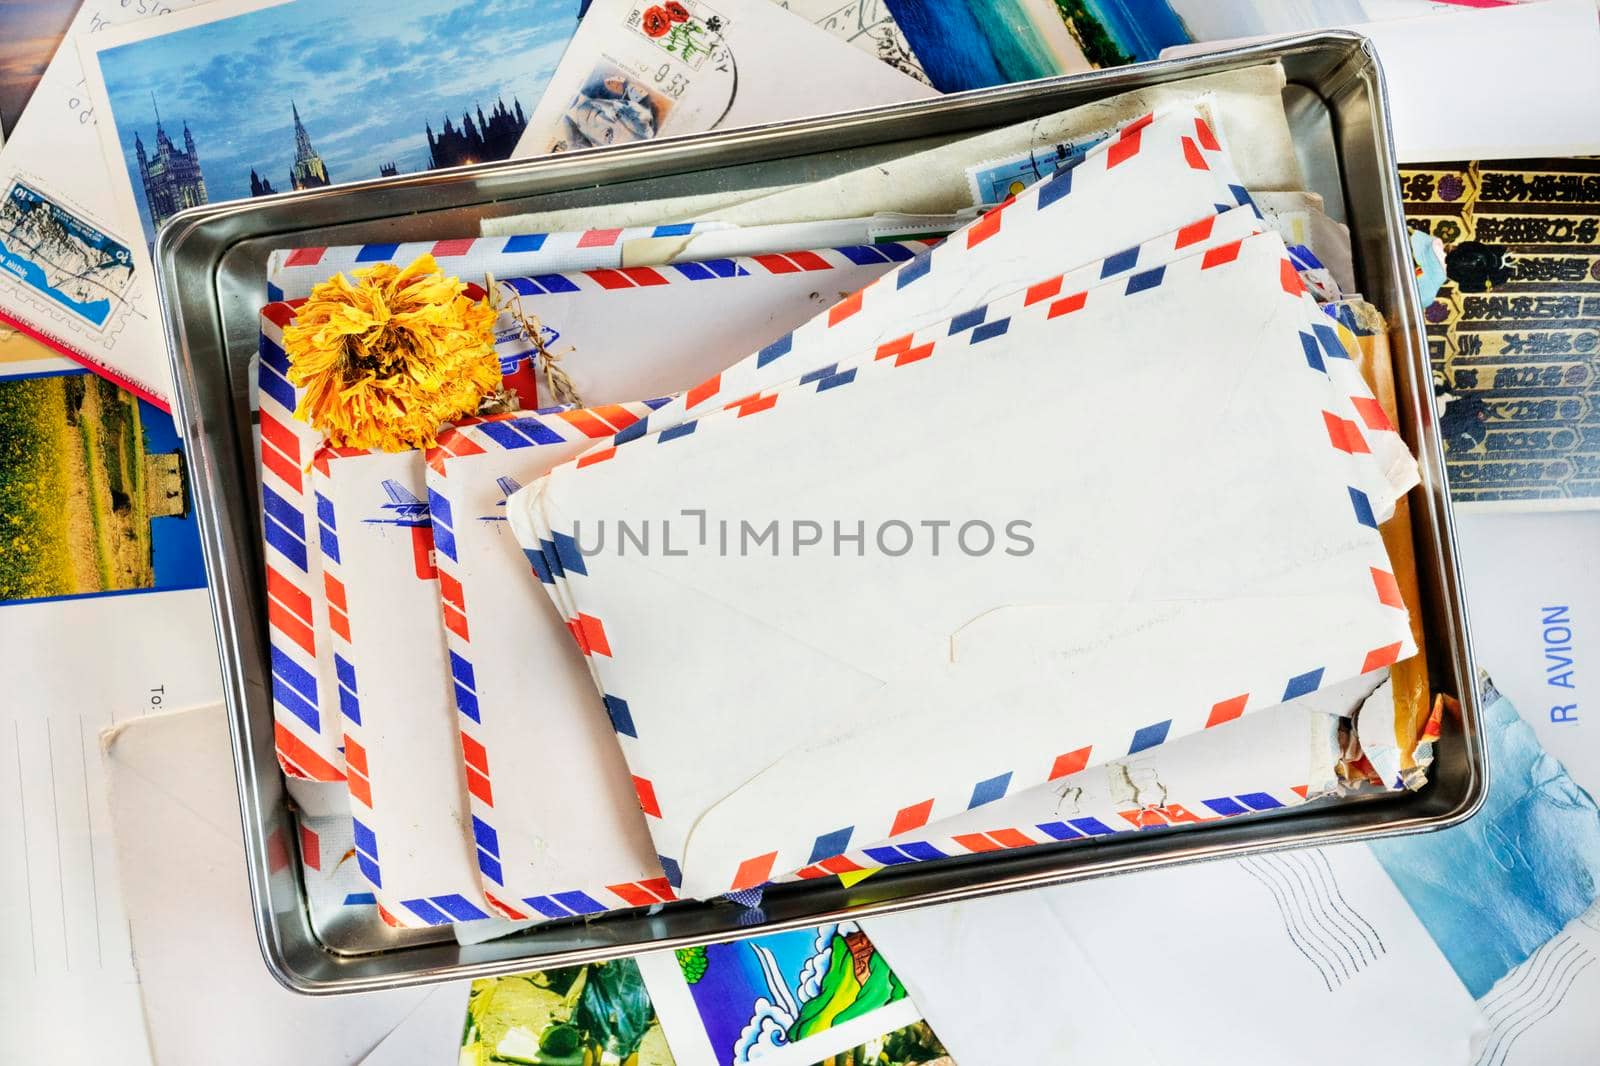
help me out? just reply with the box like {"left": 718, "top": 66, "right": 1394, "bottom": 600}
{"left": 673, "top": 922, "right": 909, "bottom": 1064}
{"left": 90, "top": 0, "right": 581, "bottom": 247}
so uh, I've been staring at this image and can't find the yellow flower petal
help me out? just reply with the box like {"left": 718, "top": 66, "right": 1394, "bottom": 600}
{"left": 281, "top": 253, "right": 501, "bottom": 452}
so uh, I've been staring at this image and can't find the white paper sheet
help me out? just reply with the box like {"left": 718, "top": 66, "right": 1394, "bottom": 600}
{"left": 515, "top": 0, "right": 933, "bottom": 156}
{"left": 100, "top": 702, "right": 468, "bottom": 1066}
{"left": 1162, "top": 0, "right": 1600, "bottom": 163}
{"left": 864, "top": 842, "right": 1485, "bottom": 1065}
{"left": 0, "top": 705, "right": 151, "bottom": 1066}
{"left": 1454, "top": 510, "right": 1599, "bottom": 788}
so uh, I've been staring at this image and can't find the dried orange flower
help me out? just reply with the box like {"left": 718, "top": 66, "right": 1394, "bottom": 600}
{"left": 282, "top": 253, "right": 500, "bottom": 451}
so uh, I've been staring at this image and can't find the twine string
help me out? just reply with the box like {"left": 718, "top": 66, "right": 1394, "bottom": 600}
{"left": 487, "top": 273, "right": 584, "bottom": 408}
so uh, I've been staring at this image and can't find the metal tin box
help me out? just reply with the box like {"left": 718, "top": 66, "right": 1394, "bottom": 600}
{"left": 155, "top": 30, "right": 1483, "bottom": 993}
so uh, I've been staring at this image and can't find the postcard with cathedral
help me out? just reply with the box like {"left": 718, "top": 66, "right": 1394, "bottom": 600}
{"left": 76, "top": 0, "right": 578, "bottom": 249}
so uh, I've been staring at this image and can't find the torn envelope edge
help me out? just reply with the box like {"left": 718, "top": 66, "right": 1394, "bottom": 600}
{"left": 425, "top": 409, "right": 681, "bottom": 920}
{"left": 529, "top": 230, "right": 1418, "bottom": 896}
{"left": 1330, "top": 297, "right": 1434, "bottom": 780}
{"left": 312, "top": 443, "right": 492, "bottom": 927}
{"left": 1256, "top": 190, "right": 1356, "bottom": 296}
{"left": 779, "top": 675, "right": 1384, "bottom": 881}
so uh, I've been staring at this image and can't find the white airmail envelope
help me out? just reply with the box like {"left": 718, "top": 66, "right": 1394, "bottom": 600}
{"left": 313, "top": 446, "right": 492, "bottom": 926}
{"left": 522, "top": 230, "right": 1419, "bottom": 898}
{"left": 520, "top": 108, "right": 1414, "bottom": 610}
{"left": 778, "top": 671, "right": 1387, "bottom": 880}
{"left": 512, "top": 104, "right": 1278, "bottom": 625}
{"left": 257, "top": 303, "right": 347, "bottom": 782}
{"left": 265, "top": 223, "right": 729, "bottom": 302}
{"left": 598, "top": 106, "right": 1255, "bottom": 443}
{"left": 424, "top": 408, "right": 675, "bottom": 916}
{"left": 482, "top": 243, "right": 922, "bottom": 408}
{"left": 518, "top": 206, "right": 1419, "bottom": 630}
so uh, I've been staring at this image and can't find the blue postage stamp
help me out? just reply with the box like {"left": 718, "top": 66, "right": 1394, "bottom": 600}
{"left": 965, "top": 134, "right": 1109, "bottom": 207}
{"left": 0, "top": 181, "right": 135, "bottom": 330}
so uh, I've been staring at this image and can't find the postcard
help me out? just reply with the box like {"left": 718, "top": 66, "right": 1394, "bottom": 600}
{"left": 516, "top": 0, "right": 933, "bottom": 156}
{"left": 876, "top": 0, "right": 1194, "bottom": 94}
{"left": 463, "top": 958, "right": 675, "bottom": 1066}
{"left": 463, "top": 937, "right": 952, "bottom": 1066}
{"left": 0, "top": 366, "right": 205, "bottom": 606}
{"left": 0, "top": 0, "right": 208, "bottom": 410}
{"left": 1401, "top": 157, "right": 1600, "bottom": 508}
{"left": 634, "top": 922, "right": 947, "bottom": 1066}
{"left": 44, "top": 0, "right": 577, "bottom": 408}
{"left": 775, "top": 0, "right": 931, "bottom": 85}
{"left": 0, "top": 361, "right": 222, "bottom": 715}
{"left": 0, "top": 0, "right": 78, "bottom": 137}
{"left": 82, "top": 0, "right": 579, "bottom": 250}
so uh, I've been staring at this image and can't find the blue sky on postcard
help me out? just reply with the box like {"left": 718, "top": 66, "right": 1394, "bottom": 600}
{"left": 97, "top": 0, "right": 580, "bottom": 242}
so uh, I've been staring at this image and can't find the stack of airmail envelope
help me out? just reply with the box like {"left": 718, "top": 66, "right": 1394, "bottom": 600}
{"left": 256, "top": 102, "right": 1425, "bottom": 929}
{"left": 505, "top": 105, "right": 1422, "bottom": 901}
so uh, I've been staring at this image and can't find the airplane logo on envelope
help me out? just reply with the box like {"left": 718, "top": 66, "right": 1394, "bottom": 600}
{"left": 478, "top": 476, "right": 522, "bottom": 523}
{"left": 365, "top": 480, "right": 437, "bottom": 580}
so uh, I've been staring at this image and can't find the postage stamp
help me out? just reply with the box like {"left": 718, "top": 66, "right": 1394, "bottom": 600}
{"left": 0, "top": 181, "right": 135, "bottom": 331}
{"left": 965, "top": 133, "right": 1110, "bottom": 207}
{"left": 551, "top": 57, "right": 678, "bottom": 151}
{"left": 626, "top": 0, "right": 729, "bottom": 71}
